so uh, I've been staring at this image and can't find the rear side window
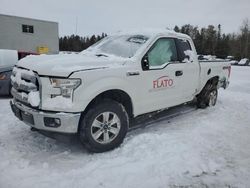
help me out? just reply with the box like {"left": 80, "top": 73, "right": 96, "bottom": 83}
{"left": 176, "top": 39, "right": 192, "bottom": 61}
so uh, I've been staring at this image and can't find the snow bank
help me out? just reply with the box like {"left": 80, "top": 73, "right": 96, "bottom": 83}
{"left": 1, "top": 66, "right": 250, "bottom": 187}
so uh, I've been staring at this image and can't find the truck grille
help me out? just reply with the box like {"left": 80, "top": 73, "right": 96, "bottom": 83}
{"left": 11, "top": 67, "right": 40, "bottom": 107}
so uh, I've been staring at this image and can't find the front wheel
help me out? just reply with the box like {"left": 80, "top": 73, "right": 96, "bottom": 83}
{"left": 79, "top": 99, "right": 129, "bottom": 153}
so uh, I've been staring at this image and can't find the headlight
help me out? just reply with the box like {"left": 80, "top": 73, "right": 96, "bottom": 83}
{"left": 50, "top": 78, "right": 81, "bottom": 98}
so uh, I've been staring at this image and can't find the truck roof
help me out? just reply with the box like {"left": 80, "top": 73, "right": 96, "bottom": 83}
{"left": 113, "top": 28, "right": 191, "bottom": 40}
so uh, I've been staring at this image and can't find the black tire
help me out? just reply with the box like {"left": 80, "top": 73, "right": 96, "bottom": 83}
{"left": 79, "top": 99, "right": 129, "bottom": 153}
{"left": 197, "top": 98, "right": 207, "bottom": 109}
{"left": 197, "top": 88, "right": 218, "bottom": 108}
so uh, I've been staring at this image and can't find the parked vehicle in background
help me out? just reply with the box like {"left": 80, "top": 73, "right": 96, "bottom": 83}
{"left": 225, "top": 56, "right": 239, "bottom": 65}
{"left": 229, "top": 60, "right": 239, "bottom": 65}
{"left": 18, "top": 51, "right": 39, "bottom": 60}
{"left": 238, "top": 58, "right": 249, "bottom": 66}
{"left": 0, "top": 49, "right": 18, "bottom": 96}
{"left": 0, "top": 49, "right": 38, "bottom": 96}
{"left": 226, "top": 56, "right": 234, "bottom": 60}
{"left": 10, "top": 29, "right": 231, "bottom": 152}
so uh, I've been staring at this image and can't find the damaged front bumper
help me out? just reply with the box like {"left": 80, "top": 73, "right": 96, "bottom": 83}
{"left": 10, "top": 100, "right": 81, "bottom": 133}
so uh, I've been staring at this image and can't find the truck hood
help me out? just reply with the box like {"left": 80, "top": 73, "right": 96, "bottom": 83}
{"left": 17, "top": 53, "right": 128, "bottom": 77}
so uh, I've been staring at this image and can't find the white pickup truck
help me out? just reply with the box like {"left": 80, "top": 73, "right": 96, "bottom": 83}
{"left": 10, "top": 29, "right": 231, "bottom": 152}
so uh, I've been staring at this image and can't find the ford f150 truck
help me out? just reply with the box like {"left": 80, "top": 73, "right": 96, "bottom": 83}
{"left": 10, "top": 29, "right": 231, "bottom": 152}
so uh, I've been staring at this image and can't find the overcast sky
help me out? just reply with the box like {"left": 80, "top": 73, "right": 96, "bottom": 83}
{"left": 1, "top": 0, "right": 249, "bottom": 37}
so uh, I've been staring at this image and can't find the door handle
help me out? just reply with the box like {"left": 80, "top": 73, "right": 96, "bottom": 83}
{"left": 175, "top": 70, "right": 183, "bottom": 76}
{"left": 127, "top": 71, "right": 140, "bottom": 76}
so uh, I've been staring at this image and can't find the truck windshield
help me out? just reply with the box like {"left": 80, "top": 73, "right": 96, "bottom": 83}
{"left": 83, "top": 35, "right": 149, "bottom": 58}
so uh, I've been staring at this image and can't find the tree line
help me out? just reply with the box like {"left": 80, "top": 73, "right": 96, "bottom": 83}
{"left": 59, "top": 33, "right": 107, "bottom": 52}
{"left": 173, "top": 19, "right": 249, "bottom": 60}
{"left": 59, "top": 19, "right": 250, "bottom": 60}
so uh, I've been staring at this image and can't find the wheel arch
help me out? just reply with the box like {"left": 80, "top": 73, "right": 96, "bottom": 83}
{"left": 199, "top": 76, "right": 219, "bottom": 95}
{"left": 206, "top": 76, "right": 219, "bottom": 87}
{"left": 82, "top": 89, "right": 134, "bottom": 120}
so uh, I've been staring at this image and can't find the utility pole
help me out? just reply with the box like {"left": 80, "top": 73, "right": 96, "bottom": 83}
{"left": 75, "top": 17, "right": 78, "bottom": 36}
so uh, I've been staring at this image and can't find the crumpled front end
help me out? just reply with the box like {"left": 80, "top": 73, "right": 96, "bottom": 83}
{"left": 11, "top": 66, "right": 41, "bottom": 108}
{"left": 10, "top": 66, "right": 81, "bottom": 133}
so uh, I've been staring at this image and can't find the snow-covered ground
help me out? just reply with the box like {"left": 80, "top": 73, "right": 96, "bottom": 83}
{"left": 0, "top": 66, "right": 250, "bottom": 188}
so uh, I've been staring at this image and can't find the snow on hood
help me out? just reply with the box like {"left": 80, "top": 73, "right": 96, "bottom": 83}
{"left": 17, "top": 53, "right": 128, "bottom": 77}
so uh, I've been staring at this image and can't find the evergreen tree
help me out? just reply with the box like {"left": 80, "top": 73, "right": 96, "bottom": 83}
{"left": 59, "top": 21, "right": 250, "bottom": 61}
{"left": 59, "top": 33, "right": 107, "bottom": 52}
{"left": 240, "top": 19, "right": 250, "bottom": 59}
{"left": 173, "top": 26, "right": 180, "bottom": 32}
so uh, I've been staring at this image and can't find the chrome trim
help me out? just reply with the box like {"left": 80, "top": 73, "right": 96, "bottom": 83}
{"left": 34, "top": 72, "right": 43, "bottom": 109}
{"left": 11, "top": 88, "right": 29, "bottom": 104}
{"left": 11, "top": 67, "right": 41, "bottom": 107}
{"left": 12, "top": 82, "right": 37, "bottom": 92}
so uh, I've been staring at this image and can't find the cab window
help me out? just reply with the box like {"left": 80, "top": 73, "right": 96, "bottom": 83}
{"left": 176, "top": 39, "right": 192, "bottom": 61}
{"left": 147, "top": 38, "right": 177, "bottom": 68}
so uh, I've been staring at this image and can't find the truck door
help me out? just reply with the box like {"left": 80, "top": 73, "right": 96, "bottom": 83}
{"left": 175, "top": 38, "right": 200, "bottom": 101}
{"left": 136, "top": 38, "right": 187, "bottom": 114}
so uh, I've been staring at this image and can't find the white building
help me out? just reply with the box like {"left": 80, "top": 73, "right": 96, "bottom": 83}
{"left": 0, "top": 14, "right": 59, "bottom": 54}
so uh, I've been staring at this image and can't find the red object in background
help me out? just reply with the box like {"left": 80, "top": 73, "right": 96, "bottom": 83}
{"left": 17, "top": 51, "right": 39, "bottom": 60}
{"left": 228, "top": 66, "right": 231, "bottom": 78}
{"left": 223, "top": 66, "right": 231, "bottom": 78}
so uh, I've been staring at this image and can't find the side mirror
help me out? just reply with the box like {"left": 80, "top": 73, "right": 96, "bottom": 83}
{"left": 181, "top": 55, "right": 192, "bottom": 63}
{"left": 142, "top": 55, "right": 149, "bottom": 70}
{"left": 185, "top": 55, "right": 190, "bottom": 60}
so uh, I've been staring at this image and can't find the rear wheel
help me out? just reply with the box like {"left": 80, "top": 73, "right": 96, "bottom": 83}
{"left": 79, "top": 99, "right": 129, "bottom": 153}
{"left": 197, "top": 87, "right": 218, "bottom": 108}
{"left": 208, "top": 89, "right": 218, "bottom": 106}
